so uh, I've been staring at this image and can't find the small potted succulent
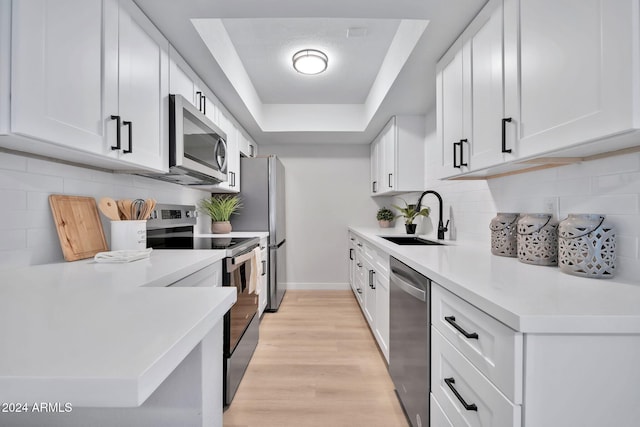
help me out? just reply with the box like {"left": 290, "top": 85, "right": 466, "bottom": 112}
{"left": 393, "top": 199, "right": 430, "bottom": 234}
{"left": 376, "top": 207, "right": 394, "bottom": 228}
{"left": 199, "top": 195, "right": 242, "bottom": 234}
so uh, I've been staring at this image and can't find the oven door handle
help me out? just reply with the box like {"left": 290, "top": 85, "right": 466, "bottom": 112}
{"left": 226, "top": 250, "right": 254, "bottom": 271}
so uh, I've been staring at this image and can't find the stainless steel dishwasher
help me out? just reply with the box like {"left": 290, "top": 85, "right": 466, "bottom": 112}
{"left": 389, "top": 257, "right": 430, "bottom": 427}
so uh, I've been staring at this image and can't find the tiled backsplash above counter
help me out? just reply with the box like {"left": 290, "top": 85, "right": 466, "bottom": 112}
{"left": 414, "top": 126, "right": 640, "bottom": 281}
{"left": 0, "top": 150, "right": 211, "bottom": 268}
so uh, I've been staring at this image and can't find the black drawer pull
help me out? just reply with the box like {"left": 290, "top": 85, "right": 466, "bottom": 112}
{"left": 122, "top": 120, "right": 132, "bottom": 153}
{"left": 349, "top": 248, "right": 354, "bottom": 261}
{"left": 444, "top": 316, "right": 479, "bottom": 339}
{"left": 453, "top": 141, "right": 461, "bottom": 168}
{"left": 196, "top": 91, "right": 203, "bottom": 111}
{"left": 444, "top": 377, "right": 478, "bottom": 411}
{"left": 459, "top": 139, "right": 468, "bottom": 166}
{"left": 110, "top": 115, "right": 121, "bottom": 150}
{"left": 502, "top": 117, "right": 513, "bottom": 153}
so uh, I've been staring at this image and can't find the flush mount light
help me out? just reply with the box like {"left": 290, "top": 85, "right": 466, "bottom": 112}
{"left": 292, "top": 49, "right": 328, "bottom": 75}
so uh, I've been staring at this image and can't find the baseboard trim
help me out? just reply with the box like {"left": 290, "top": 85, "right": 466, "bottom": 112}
{"left": 285, "top": 282, "right": 350, "bottom": 291}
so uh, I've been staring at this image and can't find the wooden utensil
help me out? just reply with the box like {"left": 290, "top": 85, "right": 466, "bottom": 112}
{"left": 117, "top": 199, "right": 133, "bottom": 220}
{"left": 139, "top": 199, "right": 155, "bottom": 220}
{"left": 49, "top": 195, "right": 109, "bottom": 261}
{"left": 98, "top": 197, "right": 120, "bottom": 221}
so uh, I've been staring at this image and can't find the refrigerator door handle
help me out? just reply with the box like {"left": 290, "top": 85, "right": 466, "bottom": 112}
{"left": 269, "top": 239, "right": 286, "bottom": 249}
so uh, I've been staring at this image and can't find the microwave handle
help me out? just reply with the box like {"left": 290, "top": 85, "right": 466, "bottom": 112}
{"left": 215, "top": 138, "right": 228, "bottom": 172}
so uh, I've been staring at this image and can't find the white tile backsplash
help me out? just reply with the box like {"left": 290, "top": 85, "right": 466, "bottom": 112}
{"left": 420, "top": 108, "right": 640, "bottom": 280}
{"left": 0, "top": 151, "right": 212, "bottom": 268}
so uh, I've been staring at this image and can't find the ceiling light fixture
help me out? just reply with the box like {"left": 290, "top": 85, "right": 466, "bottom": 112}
{"left": 292, "top": 49, "right": 328, "bottom": 75}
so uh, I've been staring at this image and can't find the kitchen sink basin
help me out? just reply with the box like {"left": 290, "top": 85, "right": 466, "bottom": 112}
{"left": 379, "top": 236, "right": 444, "bottom": 246}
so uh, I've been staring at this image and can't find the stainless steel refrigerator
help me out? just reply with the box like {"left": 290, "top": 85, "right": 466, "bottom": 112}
{"left": 233, "top": 155, "right": 286, "bottom": 312}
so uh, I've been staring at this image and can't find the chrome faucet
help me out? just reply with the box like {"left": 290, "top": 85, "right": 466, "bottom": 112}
{"left": 415, "top": 190, "right": 449, "bottom": 240}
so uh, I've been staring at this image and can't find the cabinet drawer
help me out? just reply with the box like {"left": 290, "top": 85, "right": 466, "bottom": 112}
{"left": 431, "top": 393, "right": 454, "bottom": 427}
{"left": 168, "top": 261, "right": 222, "bottom": 287}
{"left": 432, "top": 328, "right": 521, "bottom": 427}
{"left": 432, "top": 284, "right": 523, "bottom": 403}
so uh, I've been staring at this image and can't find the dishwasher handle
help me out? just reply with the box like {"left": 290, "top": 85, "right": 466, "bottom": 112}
{"left": 390, "top": 270, "right": 426, "bottom": 302}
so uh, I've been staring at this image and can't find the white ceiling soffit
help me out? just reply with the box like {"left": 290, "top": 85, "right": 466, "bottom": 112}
{"left": 191, "top": 18, "right": 429, "bottom": 133}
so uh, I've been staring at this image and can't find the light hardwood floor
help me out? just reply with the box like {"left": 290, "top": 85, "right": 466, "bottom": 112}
{"left": 223, "top": 290, "right": 409, "bottom": 427}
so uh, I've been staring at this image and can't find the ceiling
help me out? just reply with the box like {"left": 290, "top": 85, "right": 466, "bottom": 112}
{"left": 133, "top": 0, "right": 487, "bottom": 145}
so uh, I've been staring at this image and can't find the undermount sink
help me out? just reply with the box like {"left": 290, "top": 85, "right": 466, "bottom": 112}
{"left": 379, "top": 236, "right": 444, "bottom": 246}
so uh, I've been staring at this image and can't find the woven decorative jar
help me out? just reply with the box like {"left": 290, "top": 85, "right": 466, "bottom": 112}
{"left": 558, "top": 214, "right": 616, "bottom": 278}
{"left": 489, "top": 213, "right": 519, "bottom": 257}
{"left": 517, "top": 213, "right": 559, "bottom": 266}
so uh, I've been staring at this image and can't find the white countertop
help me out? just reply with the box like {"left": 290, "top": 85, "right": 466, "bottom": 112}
{"left": 350, "top": 227, "right": 640, "bottom": 334}
{"left": 0, "top": 250, "right": 235, "bottom": 407}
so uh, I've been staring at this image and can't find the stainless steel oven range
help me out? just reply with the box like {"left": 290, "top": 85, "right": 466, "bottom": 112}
{"left": 146, "top": 203, "right": 260, "bottom": 407}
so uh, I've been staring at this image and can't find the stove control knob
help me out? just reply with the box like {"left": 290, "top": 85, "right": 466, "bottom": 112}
{"left": 186, "top": 210, "right": 192, "bottom": 218}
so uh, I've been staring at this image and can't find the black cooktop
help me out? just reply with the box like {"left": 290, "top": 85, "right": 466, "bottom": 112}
{"left": 147, "top": 233, "right": 254, "bottom": 250}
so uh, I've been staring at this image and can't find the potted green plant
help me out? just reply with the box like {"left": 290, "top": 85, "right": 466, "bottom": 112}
{"left": 199, "top": 195, "right": 242, "bottom": 234}
{"left": 392, "top": 199, "right": 430, "bottom": 234}
{"left": 376, "top": 207, "right": 394, "bottom": 228}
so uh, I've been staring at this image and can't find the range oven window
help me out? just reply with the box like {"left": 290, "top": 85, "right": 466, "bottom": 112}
{"left": 225, "top": 247, "right": 258, "bottom": 354}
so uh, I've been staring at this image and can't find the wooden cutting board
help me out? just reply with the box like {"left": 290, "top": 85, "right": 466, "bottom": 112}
{"left": 49, "top": 195, "right": 109, "bottom": 261}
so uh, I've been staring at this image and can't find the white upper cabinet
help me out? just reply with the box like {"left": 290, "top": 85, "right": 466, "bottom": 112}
{"left": 436, "top": 40, "right": 469, "bottom": 178}
{"left": 10, "top": 0, "right": 108, "bottom": 154}
{"left": 8, "top": 0, "right": 168, "bottom": 172}
{"left": 370, "top": 131, "right": 381, "bottom": 194}
{"left": 436, "top": 0, "right": 512, "bottom": 179}
{"left": 436, "top": 0, "right": 640, "bottom": 179}
{"left": 110, "top": 0, "right": 169, "bottom": 171}
{"left": 370, "top": 115, "right": 425, "bottom": 196}
{"left": 512, "top": 0, "right": 639, "bottom": 157}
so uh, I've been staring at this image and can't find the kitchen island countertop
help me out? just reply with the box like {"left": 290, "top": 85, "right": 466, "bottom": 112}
{"left": 350, "top": 227, "right": 640, "bottom": 334}
{"left": 0, "top": 250, "right": 234, "bottom": 408}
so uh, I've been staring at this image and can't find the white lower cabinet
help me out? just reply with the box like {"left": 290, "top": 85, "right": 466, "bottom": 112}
{"left": 431, "top": 393, "right": 454, "bottom": 427}
{"left": 431, "top": 282, "right": 640, "bottom": 427}
{"left": 258, "top": 237, "right": 268, "bottom": 317}
{"left": 432, "top": 285, "right": 523, "bottom": 403}
{"left": 347, "top": 233, "right": 390, "bottom": 362}
{"left": 431, "top": 328, "right": 521, "bottom": 427}
{"left": 168, "top": 261, "right": 222, "bottom": 287}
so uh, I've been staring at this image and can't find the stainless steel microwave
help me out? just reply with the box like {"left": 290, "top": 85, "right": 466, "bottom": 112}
{"left": 141, "top": 94, "right": 227, "bottom": 186}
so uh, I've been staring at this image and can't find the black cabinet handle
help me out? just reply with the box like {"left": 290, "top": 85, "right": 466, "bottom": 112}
{"left": 357, "top": 262, "right": 362, "bottom": 268}
{"left": 444, "top": 378, "right": 478, "bottom": 411}
{"left": 357, "top": 243, "right": 363, "bottom": 247}
{"left": 444, "top": 316, "right": 479, "bottom": 339}
{"left": 371, "top": 270, "right": 376, "bottom": 289}
{"left": 110, "top": 115, "right": 121, "bottom": 150}
{"left": 502, "top": 117, "right": 512, "bottom": 153}
{"left": 261, "top": 260, "right": 267, "bottom": 276}
{"left": 196, "top": 91, "right": 203, "bottom": 112}
{"left": 459, "top": 139, "right": 468, "bottom": 166}
{"left": 122, "top": 121, "right": 132, "bottom": 154}
{"left": 249, "top": 145, "right": 255, "bottom": 157}
{"left": 372, "top": 181, "right": 377, "bottom": 193}
{"left": 229, "top": 171, "right": 235, "bottom": 187}
{"left": 388, "top": 173, "right": 393, "bottom": 188}
{"left": 368, "top": 270, "right": 373, "bottom": 288}
{"left": 356, "top": 288, "right": 362, "bottom": 294}
{"left": 453, "top": 141, "right": 461, "bottom": 168}
{"left": 349, "top": 248, "right": 354, "bottom": 261}
{"left": 202, "top": 95, "right": 206, "bottom": 115}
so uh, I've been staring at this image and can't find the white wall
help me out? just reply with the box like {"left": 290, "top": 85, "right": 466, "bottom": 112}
{"left": 0, "top": 150, "right": 212, "bottom": 268}
{"left": 260, "top": 144, "right": 378, "bottom": 289}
